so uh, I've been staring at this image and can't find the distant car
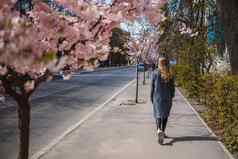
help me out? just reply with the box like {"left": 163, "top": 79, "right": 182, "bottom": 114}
{"left": 170, "top": 59, "right": 177, "bottom": 65}
{"left": 0, "top": 86, "right": 6, "bottom": 103}
{"left": 0, "top": 96, "right": 5, "bottom": 103}
{"left": 137, "top": 63, "right": 145, "bottom": 72}
{"left": 53, "top": 71, "right": 64, "bottom": 80}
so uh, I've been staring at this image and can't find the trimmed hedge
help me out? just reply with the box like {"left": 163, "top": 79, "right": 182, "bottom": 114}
{"left": 175, "top": 64, "right": 238, "bottom": 154}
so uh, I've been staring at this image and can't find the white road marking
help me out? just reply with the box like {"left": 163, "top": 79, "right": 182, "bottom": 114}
{"left": 31, "top": 79, "right": 136, "bottom": 159}
{"left": 176, "top": 88, "right": 235, "bottom": 159}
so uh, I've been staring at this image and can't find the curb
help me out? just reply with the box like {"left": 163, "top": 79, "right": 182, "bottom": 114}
{"left": 176, "top": 88, "right": 235, "bottom": 159}
{"left": 31, "top": 79, "right": 136, "bottom": 159}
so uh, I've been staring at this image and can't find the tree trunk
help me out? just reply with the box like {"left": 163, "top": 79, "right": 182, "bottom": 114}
{"left": 16, "top": 97, "right": 31, "bottom": 159}
{"left": 216, "top": 0, "right": 238, "bottom": 74}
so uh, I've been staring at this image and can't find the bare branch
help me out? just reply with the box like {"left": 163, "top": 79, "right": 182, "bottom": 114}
{"left": 89, "top": 15, "right": 103, "bottom": 32}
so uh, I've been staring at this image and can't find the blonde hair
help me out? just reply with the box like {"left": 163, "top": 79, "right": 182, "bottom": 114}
{"left": 158, "top": 57, "right": 172, "bottom": 82}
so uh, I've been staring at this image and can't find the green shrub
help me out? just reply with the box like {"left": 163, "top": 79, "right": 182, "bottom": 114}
{"left": 212, "top": 76, "right": 238, "bottom": 152}
{"left": 175, "top": 65, "right": 238, "bottom": 154}
{"left": 174, "top": 64, "right": 202, "bottom": 98}
{"left": 174, "top": 64, "right": 193, "bottom": 88}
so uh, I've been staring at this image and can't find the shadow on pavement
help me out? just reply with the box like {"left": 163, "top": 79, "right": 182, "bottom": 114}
{"left": 163, "top": 136, "right": 218, "bottom": 146}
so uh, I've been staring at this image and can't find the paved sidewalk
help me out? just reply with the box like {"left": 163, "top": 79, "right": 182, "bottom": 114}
{"left": 39, "top": 81, "right": 232, "bottom": 159}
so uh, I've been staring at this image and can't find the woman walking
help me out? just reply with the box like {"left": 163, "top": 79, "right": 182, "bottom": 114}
{"left": 150, "top": 57, "right": 175, "bottom": 144}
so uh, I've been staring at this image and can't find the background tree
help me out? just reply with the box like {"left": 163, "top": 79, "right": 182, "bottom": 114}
{"left": 167, "top": 0, "right": 238, "bottom": 74}
{"left": 216, "top": 0, "right": 238, "bottom": 74}
{"left": 107, "top": 28, "right": 130, "bottom": 66}
{"left": 157, "top": 0, "right": 218, "bottom": 74}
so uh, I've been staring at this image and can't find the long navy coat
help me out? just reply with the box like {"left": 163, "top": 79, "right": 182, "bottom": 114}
{"left": 150, "top": 71, "right": 175, "bottom": 118}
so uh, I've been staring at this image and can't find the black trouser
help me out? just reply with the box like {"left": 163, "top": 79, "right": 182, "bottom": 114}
{"left": 156, "top": 118, "right": 168, "bottom": 132}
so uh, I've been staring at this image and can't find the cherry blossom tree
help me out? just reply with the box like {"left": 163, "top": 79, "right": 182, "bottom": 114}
{"left": 0, "top": 0, "right": 168, "bottom": 159}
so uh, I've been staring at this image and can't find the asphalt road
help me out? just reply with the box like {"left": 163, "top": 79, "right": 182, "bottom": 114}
{"left": 0, "top": 67, "right": 136, "bottom": 159}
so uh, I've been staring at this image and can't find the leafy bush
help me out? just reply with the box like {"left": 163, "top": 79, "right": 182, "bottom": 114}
{"left": 175, "top": 65, "right": 238, "bottom": 154}
{"left": 212, "top": 76, "right": 238, "bottom": 152}
{"left": 174, "top": 64, "right": 202, "bottom": 98}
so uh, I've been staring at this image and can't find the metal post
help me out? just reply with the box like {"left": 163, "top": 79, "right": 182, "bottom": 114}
{"left": 143, "top": 65, "right": 146, "bottom": 85}
{"left": 136, "top": 58, "right": 139, "bottom": 103}
{"left": 147, "top": 68, "right": 150, "bottom": 79}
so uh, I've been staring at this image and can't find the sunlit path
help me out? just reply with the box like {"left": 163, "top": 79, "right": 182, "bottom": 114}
{"left": 39, "top": 81, "right": 233, "bottom": 159}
